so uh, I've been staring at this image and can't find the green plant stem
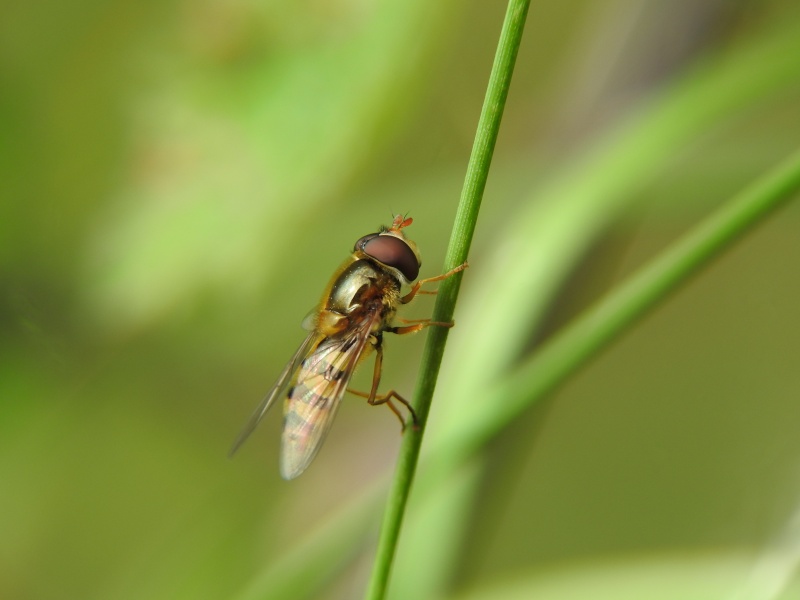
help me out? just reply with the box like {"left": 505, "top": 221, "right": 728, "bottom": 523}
{"left": 364, "top": 1, "right": 531, "bottom": 598}
{"left": 423, "top": 146, "right": 800, "bottom": 481}
{"left": 234, "top": 20, "right": 800, "bottom": 599}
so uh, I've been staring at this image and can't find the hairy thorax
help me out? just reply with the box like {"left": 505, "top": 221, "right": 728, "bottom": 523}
{"left": 320, "top": 259, "right": 401, "bottom": 337}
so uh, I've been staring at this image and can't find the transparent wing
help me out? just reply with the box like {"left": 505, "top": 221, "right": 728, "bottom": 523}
{"left": 279, "top": 311, "right": 379, "bottom": 479}
{"left": 229, "top": 330, "right": 321, "bottom": 457}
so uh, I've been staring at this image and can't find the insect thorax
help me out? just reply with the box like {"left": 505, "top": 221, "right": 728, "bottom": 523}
{"left": 326, "top": 259, "right": 401, "bottom": 316}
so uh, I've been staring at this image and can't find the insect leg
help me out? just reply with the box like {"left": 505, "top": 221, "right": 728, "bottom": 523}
{"left": 373, "top": 390, "right": 419, "bottom": 431}
{"left": 400, "top": 262, "right": 468, "bottom": 304}
{"left": 349, "top": 387, "right": 419, "bottom": 431}
{"left": 346, "top": 341, "right": 418, "bottom": 430}
{"left": 386, "top": 319, "right": 454, "bottom": 335}
{"left": 367, "top": 336, "right": 384, "bottom": 404}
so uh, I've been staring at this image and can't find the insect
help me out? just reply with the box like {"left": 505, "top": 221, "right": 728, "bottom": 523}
{"left": 230, "top": 215, "right": 467, "bottom": 479}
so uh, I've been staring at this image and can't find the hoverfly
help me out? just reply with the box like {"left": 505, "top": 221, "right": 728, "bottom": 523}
{"left": 230, "top": 215, "right": 467, "bottom": 479}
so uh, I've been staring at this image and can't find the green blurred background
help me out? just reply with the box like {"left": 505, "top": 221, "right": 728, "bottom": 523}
{"left": 2, "top": 1, "right": 800, "bottom": 599}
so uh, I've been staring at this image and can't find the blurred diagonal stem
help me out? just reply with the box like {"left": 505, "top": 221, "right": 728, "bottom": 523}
{"left": 364, "top": 0, "right": 531, "bottom": 598}
{"left": 233, "top": 16, "right": 800, "bottom": 600}
{"left": 422, "top": 146, "right": 800, "bottom": 480}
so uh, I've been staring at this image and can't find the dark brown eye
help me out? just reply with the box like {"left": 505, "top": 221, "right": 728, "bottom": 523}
{"left": 361, "top": 235, "right": 420, "bottom": 281}
{"left": 354, "top": 233, "right": 379, "bottom": 253}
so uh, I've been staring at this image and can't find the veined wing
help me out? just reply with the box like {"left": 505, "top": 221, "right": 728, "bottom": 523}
{"left": 229, "top": 330, "right": 321, "bottom": 457}
{"left": 280, "top": 310, "right": 379, "bottom": 480}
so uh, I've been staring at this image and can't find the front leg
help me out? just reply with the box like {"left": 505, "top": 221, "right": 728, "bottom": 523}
{"left": 401, "top": 262, "right": 468, "bottom": 304}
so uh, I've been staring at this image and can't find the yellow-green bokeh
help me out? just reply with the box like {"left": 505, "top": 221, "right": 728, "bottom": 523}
{"left": 2, "top": 1, "right": 800, "bottom": 599}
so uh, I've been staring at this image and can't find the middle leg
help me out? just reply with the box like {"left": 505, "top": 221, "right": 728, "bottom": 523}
{"left": 386, "top": 319, "right": 455, "bottom": 335}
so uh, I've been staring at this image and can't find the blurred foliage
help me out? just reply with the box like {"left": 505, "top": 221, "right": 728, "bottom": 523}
{"left": 2, "top": 0, "right": 800, "bottom": 599}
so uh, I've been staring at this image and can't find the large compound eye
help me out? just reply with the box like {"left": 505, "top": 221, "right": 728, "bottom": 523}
{"left": 362, "top": 235, "right": 420, "bottom": 281}
{"left": 354, "top": 233, "right": 379, "bottom": 253}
